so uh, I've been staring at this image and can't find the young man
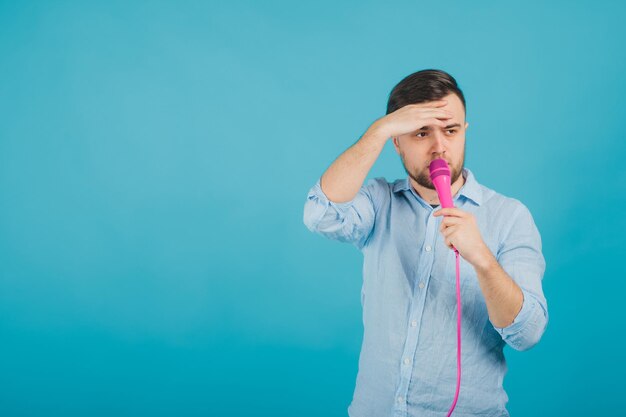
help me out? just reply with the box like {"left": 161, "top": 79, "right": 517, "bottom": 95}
{"left": 302, "top": 69, "right": 548, "bottom": 417}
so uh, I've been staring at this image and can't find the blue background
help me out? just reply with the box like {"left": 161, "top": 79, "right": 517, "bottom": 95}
{"left": 1, "top": 1, "right": 625, "bottom": 415}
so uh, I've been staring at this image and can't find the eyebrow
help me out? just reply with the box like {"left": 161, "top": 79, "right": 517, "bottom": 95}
{"left": 418, "top": 123, "right": 462, "bottom": 131}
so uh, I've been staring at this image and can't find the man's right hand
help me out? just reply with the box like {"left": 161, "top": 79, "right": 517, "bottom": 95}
{"left": 368, "top": 100, "right": 453, "bottom": 141}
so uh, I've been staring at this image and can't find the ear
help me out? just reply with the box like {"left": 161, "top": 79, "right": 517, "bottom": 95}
{"left": 465, "top": 122, "right": 469, "bottom": 130}
{"left": 392, "top": 136, "right": 401, "bottom": 154}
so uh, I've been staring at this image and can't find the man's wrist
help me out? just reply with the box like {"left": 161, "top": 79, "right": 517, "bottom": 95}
{"left": 473, "top": 245, "right": 498, "bottom": 274}
{"left": 363, "top": 122, "right": 390, "bottom": 145}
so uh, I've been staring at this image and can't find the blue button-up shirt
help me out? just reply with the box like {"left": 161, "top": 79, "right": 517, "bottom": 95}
{"left": 303, "top": 168, "right": 548, "bottom": 417}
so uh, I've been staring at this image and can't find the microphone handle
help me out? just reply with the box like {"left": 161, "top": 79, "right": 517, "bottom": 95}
{"left": 433, "top": 175, "right": 455, "bottom": 208}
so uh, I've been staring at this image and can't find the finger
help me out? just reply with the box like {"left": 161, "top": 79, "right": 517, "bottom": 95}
{"left": 425, "top": 114, "right": 454, "bottom": 123}
{"left": 439, "top": 218, "right": 460, "bottom": 233}
{"left": 412, "top": 119, "right": 447, "bottom": 132}
{"left": 433, "top": 208, "right": 466, "bottom": 217}
{"left": 409, "top": 100, "right": 448, "bottom": 108}
{"left": 442, "top": 225, "right": 457, "bottom": 238}
{"left": 417, "top": 118, "right": 448, "bottom": 128}
{"left": 439, "top": 217, "right": 462, "bottom": 231}
{"left": 441, "top": 216, "right": 463, "bottom": 226}
{"left": 416, "top": 109, "right": 454, "bottom": 119}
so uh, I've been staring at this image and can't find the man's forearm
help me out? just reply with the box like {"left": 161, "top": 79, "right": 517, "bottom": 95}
{"left": 473, "top": 249, "right": 524, "bottom": 328}
{"left": 320, "top": 125, "right": 387, "bottom": 203}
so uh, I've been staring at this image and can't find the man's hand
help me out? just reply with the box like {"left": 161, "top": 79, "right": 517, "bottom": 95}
{"left": 370, "top": 100, "right": 453, "bottom": 141}
{"left": 433, "top": 208, "right": 493, "bottom": 269}
{"left": 434, "top": 208, "right": 527, "bottom": 330}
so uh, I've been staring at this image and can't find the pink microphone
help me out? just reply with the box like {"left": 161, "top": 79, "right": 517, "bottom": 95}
{"left": 428, "top": 158, "right": 455, "bottom": 209}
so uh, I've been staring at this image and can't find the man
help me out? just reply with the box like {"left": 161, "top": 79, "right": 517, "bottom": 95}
{"left": 302, "top": 69, "right": 548, "bottom": 417}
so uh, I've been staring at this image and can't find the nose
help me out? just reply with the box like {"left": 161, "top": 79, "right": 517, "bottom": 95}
{"left": 430, "top": 130, "right": 447, "bottom": 156}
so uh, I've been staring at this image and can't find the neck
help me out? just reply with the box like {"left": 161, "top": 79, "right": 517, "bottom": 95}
{"left": 410, "top": 170, "right": 466, "bottom": 206}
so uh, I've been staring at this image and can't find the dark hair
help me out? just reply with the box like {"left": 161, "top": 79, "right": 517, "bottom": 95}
{"left": 386, "top": 69, "right": 466, "bottom": 115}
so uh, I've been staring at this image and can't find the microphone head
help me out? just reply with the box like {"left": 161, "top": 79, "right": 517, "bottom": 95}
{"left": 429, "top": 158, "right": 451, "bottom": 181}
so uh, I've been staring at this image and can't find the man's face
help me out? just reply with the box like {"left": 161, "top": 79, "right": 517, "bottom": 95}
{"left": 392, "top": 93, "right": 468, "bottom": 190}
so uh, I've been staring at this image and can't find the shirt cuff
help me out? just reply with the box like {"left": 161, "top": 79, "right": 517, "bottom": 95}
{"left": 310, "top": 178, "right": 358, "bottom": 210}
{"left": 492, "top": 288, "right": 536, "bottom": 337}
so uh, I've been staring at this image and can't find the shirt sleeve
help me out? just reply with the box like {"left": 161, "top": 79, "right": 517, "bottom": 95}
{"left": 492, "top": 202, "right": 549, "bottom": 351}
{"left": 302, "top": 177, "right": 382, "bottom": 250}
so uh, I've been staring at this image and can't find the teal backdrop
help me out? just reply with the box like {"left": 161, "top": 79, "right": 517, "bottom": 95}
{"left": 1, "top": 1, "right": 625, "bottom": 416}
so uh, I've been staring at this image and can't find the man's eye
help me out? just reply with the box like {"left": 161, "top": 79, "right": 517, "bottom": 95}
{"left": 415, "top": 132, "right": 427, "bottom": 138}
{"left": 446, "top": 129, "right": 457, "bottom": 135}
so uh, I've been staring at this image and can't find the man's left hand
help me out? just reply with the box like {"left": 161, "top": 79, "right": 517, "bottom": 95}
{"left": 433, "top": 207, "right": 491, "bottom": 268}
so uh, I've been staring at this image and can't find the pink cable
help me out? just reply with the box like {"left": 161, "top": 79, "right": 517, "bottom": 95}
{"left": 428, "top": 158, "right": 463, "bottom": 415}
{"left": 446, "top": 248, "right": 462, "bottom": 417}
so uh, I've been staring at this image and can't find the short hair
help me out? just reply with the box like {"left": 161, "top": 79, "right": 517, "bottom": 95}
{"left": 386, "top": 69, "right": 466, "bottom": 115}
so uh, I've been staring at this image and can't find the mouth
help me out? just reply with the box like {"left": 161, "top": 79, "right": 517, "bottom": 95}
{"left": 427, "top": 160, "right": 451, "bottom": 167}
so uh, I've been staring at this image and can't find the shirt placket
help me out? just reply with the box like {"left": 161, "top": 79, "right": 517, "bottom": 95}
{"left": 393, "top": 207, "right": 438, "bottom": 416}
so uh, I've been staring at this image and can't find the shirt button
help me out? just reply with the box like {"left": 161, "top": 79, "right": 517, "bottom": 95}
{"left": 403, "top": 358, "right": 411, "bottom": 365}
{"left": 397, "top": 396, "right": 404, "bottom": 403}
{"left": 425, "top": 245, "right": 432, "bottom": 252}
{"left": 411, "top": 320, "right": 417, "bottom": 327}
{"left": 419, "top": 281, "right": 425, "bottom": 289}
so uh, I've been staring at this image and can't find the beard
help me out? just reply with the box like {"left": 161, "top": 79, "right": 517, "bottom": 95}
{"left": 400, "top": 152, "right": 465, "bottom": 190}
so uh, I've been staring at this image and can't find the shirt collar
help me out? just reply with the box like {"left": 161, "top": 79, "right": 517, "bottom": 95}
{"left": 392, "top": 167, "right": 483, "bottom": 206}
